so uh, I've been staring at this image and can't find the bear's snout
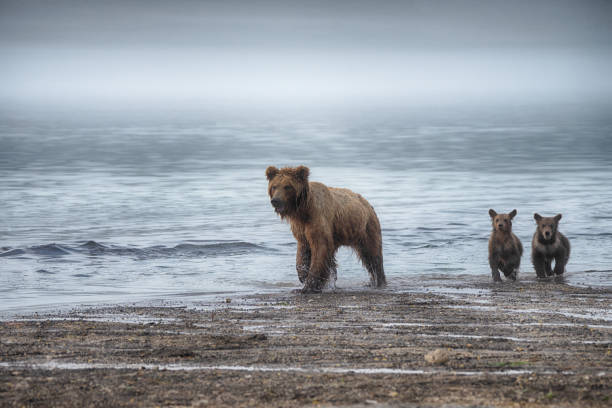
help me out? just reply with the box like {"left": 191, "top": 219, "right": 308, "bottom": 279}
{"left": 271, "top": 197, "right": 284, "bottom": 209}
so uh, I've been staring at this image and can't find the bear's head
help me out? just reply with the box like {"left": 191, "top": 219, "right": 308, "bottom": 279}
{"left": 489, "top": 209, "right": 517, "bottom": 233}
{"left": 534, "top": 213, "right": 562, "bottom": 242}
{"left": 265, "top": 165, "right": 310, "bottom": 217}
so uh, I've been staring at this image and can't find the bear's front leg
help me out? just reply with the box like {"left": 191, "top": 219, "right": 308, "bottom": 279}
{"left": 296, "top": 241, "right": 311, "bottom": 283}
{"left": 502, "top": 253, "right": 520, "bottom": 281}
{"left": 489, "top": 256, "right": 502, "bottom": 282}
{"left": 544, "top": 258, "right": 553, "bottom": 276}
{"left": 302, "top": 231, "right": 332, "bottom": 293}
{"left": 532, "top": 252, "right": 547, "bottom": 278}
{"left": 553, "top": 249, "right": 567, "bottom": 275}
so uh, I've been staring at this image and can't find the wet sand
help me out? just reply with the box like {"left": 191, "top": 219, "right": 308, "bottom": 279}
{"left": 1, "top": 278, "right": 610, "bottom": 407}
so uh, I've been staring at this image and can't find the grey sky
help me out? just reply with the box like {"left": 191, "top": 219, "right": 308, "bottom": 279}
{"left": 2, "top": 0, "right": 611, "bottom": 109}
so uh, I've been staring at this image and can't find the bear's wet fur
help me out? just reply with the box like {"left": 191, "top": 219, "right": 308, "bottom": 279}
{"left": 531, "top": 213, "right": 570, "bottom": 278}
{"left": 488, "top": 209, "right": 523, "bottom": 282}
{"left": 266, "top": 165, "right": 386, "bottom": 293}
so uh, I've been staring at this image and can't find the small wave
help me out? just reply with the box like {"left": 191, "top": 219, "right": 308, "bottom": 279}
{"left": 0, "top": 248, "right": 26, "bottom": 257}
{"left": 173, "top": 242, "right": 266, "bottom": 255}
{"left": 583, "top": 269, "right": 612, "bottom": 274}
{"left": 571, "top": 232, "right": 612, "bottom": 238}
{"left": 0, "top": 241, "right": 273, "bottom": 260}
{"left": 30, "top": 244, "right": 71, "bottom": 256}
{"left": 0, "top": 244, "right": 70, "bottom": 257}
{"left": 401, "top": 242, "right": 437, "bottom": 249}
{"left": 79, "top": 240, "right": 108, "bottom": 251}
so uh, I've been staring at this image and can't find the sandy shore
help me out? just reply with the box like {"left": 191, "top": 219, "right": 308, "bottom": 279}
{"left": 1, "top": 277, "right": 610, "bottom": 407}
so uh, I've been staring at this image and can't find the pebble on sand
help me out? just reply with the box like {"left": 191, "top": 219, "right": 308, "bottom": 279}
{"left": 425, "top": 349, "right": 450, "bottom": 365}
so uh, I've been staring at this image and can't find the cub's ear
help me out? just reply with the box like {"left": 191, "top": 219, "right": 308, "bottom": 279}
{"left": 509, "top": 209, "right": 517, "bottom": 219}
{"left": 488, "top": 209, "right": 497, "bottom": 218}
{"left": 534, "top": 213, "right": 542, "bottom": 222}
{"left": 265, "top": 166, "right": 279, "bottom": 181}
{"left": 295, "top": 165, "right": 310, "bottom": 183}
{"left": 554, "top": 213, "right": 562, "bottom": 222}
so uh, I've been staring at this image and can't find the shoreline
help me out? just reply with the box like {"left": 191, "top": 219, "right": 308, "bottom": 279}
{"left": 1, "top": 279, "right": 610, "bottom": 407}
{"left": 2, "top": 271, "right": 609, "bottom": 319}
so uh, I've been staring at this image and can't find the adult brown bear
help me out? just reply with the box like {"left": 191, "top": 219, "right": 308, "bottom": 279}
{"left": 266, "top": 165, "right": 386, "bottom": 293}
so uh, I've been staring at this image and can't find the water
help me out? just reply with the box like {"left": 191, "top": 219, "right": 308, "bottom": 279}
{"left": 1, "top": 103, "right": 611, "bottom": 312}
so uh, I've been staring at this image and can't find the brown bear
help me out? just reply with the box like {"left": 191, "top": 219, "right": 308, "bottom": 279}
{"left": 266, "top": 165, "right": 386, "bottom": 293}
{"left": 488, "top": 209, "right": 523, "bottom": 282}
{"left": 531, "top": 213, "right": 570, "bottom": 278}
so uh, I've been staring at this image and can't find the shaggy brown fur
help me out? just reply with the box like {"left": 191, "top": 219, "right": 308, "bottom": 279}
{"left": 532, "top": 213, "right": 570, "bottom": 278}
{"left": 266, "top": 165, "right": 386, "bottom": 293}
{"left": 488, "top": 209, "right": 523, "bottom": 282}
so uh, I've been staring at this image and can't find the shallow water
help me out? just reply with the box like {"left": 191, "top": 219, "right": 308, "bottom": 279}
{"left": 0, "top": 361, "right": 578, "bottom": 377}
{"left": 1, "top": 103, "right": 611, "bottom": 311}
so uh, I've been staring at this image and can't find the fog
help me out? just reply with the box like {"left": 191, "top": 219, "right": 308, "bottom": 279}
{"left": 1, "top": 0, "right": 611, "bottom": 111}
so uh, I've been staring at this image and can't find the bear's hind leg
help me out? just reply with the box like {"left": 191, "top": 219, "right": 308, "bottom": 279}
{"left": 358, "top": 218, "right": 386, "bottom": 288}
{"left": 356, "top": 243, "right": 386, "bottom": 288}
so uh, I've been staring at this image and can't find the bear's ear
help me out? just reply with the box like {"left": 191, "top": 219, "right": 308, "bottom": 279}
{"left": 554, "top": 213, "right": 562, "bottom": 223}
{"left": 509, "top": 209, "right": 517, "bottom": 219}
{"left": 294, "top": 166, "right": 309, "bottom": 183}
{"left": 534, "top": 213, "right": 542, "bottom": 222}
{"left": 488, "top": 209, "right": 497, "bottom": 219}
{"left": 266, "top": 166, "right": 279, "bottom": 181}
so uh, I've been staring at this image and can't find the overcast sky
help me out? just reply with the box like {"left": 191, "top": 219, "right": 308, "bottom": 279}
{"left": 1, "top": 0, "right": 611, "bottom": 110}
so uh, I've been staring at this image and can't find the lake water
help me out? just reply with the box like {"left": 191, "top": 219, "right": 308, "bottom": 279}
{"left": 1, "top": 103, "right": 611, "bottom": 313}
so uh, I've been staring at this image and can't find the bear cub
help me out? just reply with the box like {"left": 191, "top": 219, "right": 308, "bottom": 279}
{"left": 488, "top": 209, "right": 523, "bottom": 282}
{"left": 531, "top": 213, "right": 570, "bottom": 278}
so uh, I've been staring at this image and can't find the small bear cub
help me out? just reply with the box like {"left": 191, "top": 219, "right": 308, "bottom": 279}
{"left": 488, "top": 209, "right": 523, "bottom": 282}
{"left": 531, "top": 213, "right": 570, "bottom": 278}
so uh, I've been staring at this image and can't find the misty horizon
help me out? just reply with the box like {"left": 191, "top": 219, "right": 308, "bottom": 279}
{"left": 1, "top": 0, "right": 612, "bottom": 111}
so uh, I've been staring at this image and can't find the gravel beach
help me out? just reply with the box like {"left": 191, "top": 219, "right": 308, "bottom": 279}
{"left": 1, "top": 277, "right": 610, "bottom": 407}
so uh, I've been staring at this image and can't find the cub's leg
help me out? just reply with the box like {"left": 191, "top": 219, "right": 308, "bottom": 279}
{"left": 545, "top": 258, "right": 553, "bottom": 276}
{"left": 553, "top": 249, "right": 568, "bottom": 275}
{"left": 489, "top": 255, "right": 502, "bottom": 282}
{"left": 501, "top": 253, "right": 520, "bottom": 281}
{"left": 532, "top": 252, "right": 547, "bottom": 279}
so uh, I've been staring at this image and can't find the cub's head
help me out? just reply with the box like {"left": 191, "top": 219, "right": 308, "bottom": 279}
{"left": 489, "top": 209, "right": 517, "bottom": 232}
{"left": 265, "top": 165, "right": 310, "bottom": 217}
{"left": 534, "top": 213, "right": 562, "bottom": 241}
